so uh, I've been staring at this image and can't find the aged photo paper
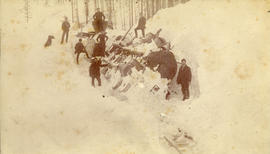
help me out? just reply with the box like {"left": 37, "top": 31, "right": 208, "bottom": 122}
{"left": 1, "top": 0, "right": 270, "bottom": 154}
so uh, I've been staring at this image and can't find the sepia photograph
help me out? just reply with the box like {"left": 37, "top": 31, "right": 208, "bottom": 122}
{"left": 1, "top": 0, "right": 270, "bottom": 154}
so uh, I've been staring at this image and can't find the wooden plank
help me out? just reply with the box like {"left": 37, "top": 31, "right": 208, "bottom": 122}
{"left": 163, "top": 136, "right": 182, "bottom": 154}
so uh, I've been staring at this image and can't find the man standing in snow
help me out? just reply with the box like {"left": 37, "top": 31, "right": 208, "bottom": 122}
{"left": 61, "top": 17, "right": 70, "bottom": 44}
{"left": 75, "top": 39, "right": 89, "bottom": 64}
{"left": 89, "top": 57, "right": 108, "bottom": 87}
{"left": 177, "top": 59, "right": 192, "bottom": 101}
{"left": 135, "top": 13, "right": 146, "bottom": 38}
{"left": 93, "top": 8, "right": 105, "bottom": 32}
{"left": 96, "top": 32, "right": 109, "bottom": 56}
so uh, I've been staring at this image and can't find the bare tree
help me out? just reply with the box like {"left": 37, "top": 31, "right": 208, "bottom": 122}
{"left": 119, "top": 0, "right": 124, "bottom": 29}
{"left": 94, "top": 0, "right": 97, "bottom": 11}
{"left": 66, "top": 0, "right": 180, "bottom": 30}
{"left": 45, "top": 0, "right": 49, "bottom": 6}
{"left": 71, "top": 0, "right": 74, "bottom": 22}
{"left": 112, "top": 0, "right": 116, "bottom": 28}
{"left": 146, "top": 0, "right": 149, "bottom": 19}
{"left": 181, "top": 0, "right": 191, "bottom": 3}
{"left": 129, "top": 0, "right": 131, "bottom": 27}
{"left": 156, "top": 0, "right": 161, "bottom": 13}
{"left": 141, "top": 0, "right": 144, "bottom": 15}
{"left": 24, "top": 0, "right": 31, "bottom": 23}
{"left": 131, "top": 0, "right": 134, "bottom": 26}
{"left": 85, "top": 0, "right": 89, "bottom": 24}
{"left": 168, "top": 0, "right": 174, "bottom": 7}
{"left": 105, "top": 0, "right": 113, "bottom": 28}
{"left": 107, "top": 0, "right": 112, "bottom": 22}
{"left": 151, "top": 0, "right": 155, "bottom": 17}
{"left": 73, "top": 0, "right": 80, "bottom": 27}
{"left": 100, "top": 0, "right": 104, "bottom": 11}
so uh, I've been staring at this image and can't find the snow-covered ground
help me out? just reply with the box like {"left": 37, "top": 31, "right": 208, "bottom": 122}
{"left": 1, "top": 0, "right": 270, "bottom": 154}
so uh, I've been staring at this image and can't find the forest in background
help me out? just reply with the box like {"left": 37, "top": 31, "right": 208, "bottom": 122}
{"left": 25, "top": 0, "right": 191, "bottom": 30}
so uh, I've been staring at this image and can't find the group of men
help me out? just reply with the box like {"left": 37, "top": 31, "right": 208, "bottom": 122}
{"left": 73, "top": 32, "right": 108, "bottom": 87}
{"left": 60, "top": 8, "right": 147, "bottom": 44}
{"left": 60, "top": 9, "right": 192, "bottom": 101}
{"left": 60, "top": 8, "right": 107, "bottom": 44}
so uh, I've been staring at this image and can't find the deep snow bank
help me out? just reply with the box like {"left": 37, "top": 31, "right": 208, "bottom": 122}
{"left": 147, "top": 0, "right": 270, "bottom": 94}
{"left": 144, "top": 0, "right": 270, "bottom": 154}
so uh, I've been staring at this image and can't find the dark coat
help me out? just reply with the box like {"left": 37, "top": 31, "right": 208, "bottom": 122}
{"left": 93, "top": 12, "right": 105, "bottom": 21}
{"left": 144, "top": 51, "right": 177, "bottom": 80}
{"left": 75, "top": 42, "right": 86, "bottom": 53}
{"left": 62, "top": 21, "right": 70, "bottom": 31}
{"left": 177, "top": 65, "right": 192, "bottom": 85}
{"left": 97, "top": 34, "right": 108, "bottom": 54}
{"left": 92, "top": 43, "right": 105, "bottom": 57}
{"left": 97, "top": 34, "right": 108, "bottom": 45}
{"left": 137, "top": 16, "right": 146, "bottom": 29}
{"left": 89, "top": 59, "right": 107, "bottom": 78}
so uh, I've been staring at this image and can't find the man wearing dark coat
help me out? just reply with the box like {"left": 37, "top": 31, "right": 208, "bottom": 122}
{"left": 89, "top": 58, "right": 108, "bottom": 87}
{"left": 96, "top": 32, "right": 108, "bottom": 56}
{"left": 92, "top": 43, "right": 104, "bottom": 57}
{"left": 135, "top": 13, "right": 146, "bottom": 38}
{"left": 93, "top": 8, "right": 105, "bottom": 32}
{"left": 61, "top": 17, "right": 70, "bottom": 44}
{"left": 75, "top": 39, "right": 89, "bottom": 64}
{"left": 177, "top": 59, "right": 192, "bottom": 101}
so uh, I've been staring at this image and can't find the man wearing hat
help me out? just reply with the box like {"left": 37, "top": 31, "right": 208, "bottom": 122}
{"left": 75, "top": 38, "right": 89, "bottom": 64}
{"left": 93, "top": 8, "right": 105, "bottom": 32}
{"left": 61, "top": 16, "right": 70, "bottom": 44}
{"left": 135, "top": 13, "right": 146, "bottom": 38}
{"left": 89, "top": 57, "right": 108, "bottom": 87}
{"left": 177, "top": 59, "right": 192, "bottom": 101}
{"left": 96, "top": 31, "right": 109, "bottom": 56}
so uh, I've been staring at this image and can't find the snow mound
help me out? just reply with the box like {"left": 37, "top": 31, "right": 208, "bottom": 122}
{"left": 143, "top": 1, "right": 270, "bottom": 154}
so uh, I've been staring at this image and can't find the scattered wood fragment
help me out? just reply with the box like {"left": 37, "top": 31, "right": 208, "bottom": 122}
{"left": 163, "top": 136, "right": 182, "bottom": 154}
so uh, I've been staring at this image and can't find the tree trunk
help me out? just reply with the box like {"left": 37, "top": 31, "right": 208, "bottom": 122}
{"left": 71, "top": 0, "right": 74, "bottom": 22}
{"left": 123, "top": 0, "right": 126, "bottom": 30}
{"left": 94, "top": 0, "right": 97, "bottom": 11}
{"left": 156, "top": 0, "right": 161, "bottom": 12}
{"left": 75, "top": 0, "right": 80, "bottom": 26}
{"left": 119, "top": 0, "right": 124, "bottom": 29}
{"left": 168, "top": 0, "right": 174, "bottom": 7}
{"left": 129, "top": 0, "right": 131, "bottom": 27}
{"left": 25, "top": 0, "right": 30, "bottom": 23}
{"left": 100, "top": 0, "right": 104, "bottom": 11}
{"left": 96, "top": 0, "right": 99, "bottom": 9}
{"left": 141, "top": 0, "right": 143, "bottom": 14}
{"left": 131, "top": 0, "right": 133, "bottom": 26}
{"left": 175, "top": 0, "right": 180, "bottom": 5}
{"left": 151, "top": 0, "right": 155, "bottom": 17}
{"left": 85, "top": 0, "right": 89, "bottom": 24}
{"left": 45, "top": 0, "right": 48, "bottom": 6}
{"left": 146, "top": 0, "right": 149, "bottom": 19}
{"left": 108, "top": 0, "right": 112, "bottom": 22}
{"left": 112, "top": 0, "right": 116, "bottom": 28}
{"left": 162, "top": 0, "right": 166, "bottom": 9}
